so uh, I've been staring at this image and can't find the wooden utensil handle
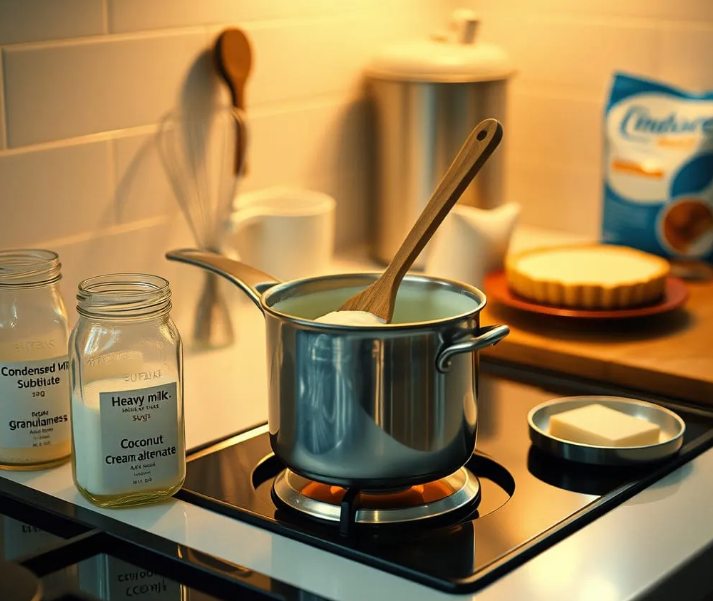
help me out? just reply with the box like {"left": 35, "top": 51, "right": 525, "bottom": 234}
{"left": 385, "top": 118, "right": 503, "bottom": 283}
{"left": 233, "top": 97, "right": 247, "bottom": 175}
{"left": 214, "top": 28, "right": 252, "bottom": 175}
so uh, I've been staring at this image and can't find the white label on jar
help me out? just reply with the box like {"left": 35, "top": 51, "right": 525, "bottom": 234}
{"left": 99, "top": 382, "right": 180, "bottom": 491}
{"left": 0, "top": 355, "right": 70, "bottom": 448}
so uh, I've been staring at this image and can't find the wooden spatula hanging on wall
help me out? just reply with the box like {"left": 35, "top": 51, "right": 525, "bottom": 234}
{"left": 215, "top": 28, "right": 252, "bottom": 174}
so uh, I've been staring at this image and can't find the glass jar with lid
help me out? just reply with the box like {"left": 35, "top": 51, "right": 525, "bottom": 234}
{"left": 69, "top": 273, "right": 185, "bottom": 507}
{"left": 0, "top": 249, "right": 71, "bottom": 470}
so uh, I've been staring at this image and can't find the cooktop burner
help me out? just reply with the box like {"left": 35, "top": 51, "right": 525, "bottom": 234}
{"left": 273, "top": 464, "right": 482, "bottom": 531}
{"left": 178, "top": 359, "right": 713, "bottom": 594}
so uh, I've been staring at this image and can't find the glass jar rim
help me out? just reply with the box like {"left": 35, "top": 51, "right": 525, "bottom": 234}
{"left": 77, "top": 273, "right": 171, "bottom": 319}
{"left": 0, "top": 249, "right": 62, "bottom": 287}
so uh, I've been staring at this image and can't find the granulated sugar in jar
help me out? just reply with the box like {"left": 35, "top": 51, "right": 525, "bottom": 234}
{"left": 0, "top": 249, "right": 71, "bottom": 470}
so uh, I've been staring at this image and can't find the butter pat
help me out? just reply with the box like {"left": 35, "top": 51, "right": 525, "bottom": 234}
{"left": 549, "top": 403, "right": 661, "bottom": 447}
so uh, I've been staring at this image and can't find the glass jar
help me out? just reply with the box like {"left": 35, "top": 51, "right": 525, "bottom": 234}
{"left": 69, "top": 273, "right": 185, "bottom": 508}
{"left": 0, "top": 249, "right": 71, "bottom": 470}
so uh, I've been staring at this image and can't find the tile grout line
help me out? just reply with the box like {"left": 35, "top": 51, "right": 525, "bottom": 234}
{"left": 0, "top": 50, "right": 7, "bottom": 150}
{"left": 0, "top": 124, "right": 158, "bottom": 157}
{"left": 102, "top": 0, "right": 110, "bottom": 34}
{"left": 3, "top": 25, "right": 209, "bottom": 52}
{"left": 0, "top": 90, "right": 362, "bottom": 158}
{"left": 34, "top": 215, "right": 170, "bottom": 251}
{"left": 1, "top": 11, "right": 365, "bottom": 53}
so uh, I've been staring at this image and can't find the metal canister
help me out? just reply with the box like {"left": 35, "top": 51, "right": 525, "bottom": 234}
{"left": 366, "top": 10, "right": 515, "bottom": 267}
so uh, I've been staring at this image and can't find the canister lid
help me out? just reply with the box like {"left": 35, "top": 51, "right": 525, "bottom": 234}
{"left": 365, "top": 10, "right": 513, "bottom": 83}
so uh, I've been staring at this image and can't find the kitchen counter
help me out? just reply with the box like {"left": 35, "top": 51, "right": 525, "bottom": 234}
{"left": 462, "top": 226, "right": 713, "bottom": 406}
{"left": 3, "top": 226, "right": 713, "bottom": 600}
{"left": 483, "top": 279, "right": 713, "bottom": 406}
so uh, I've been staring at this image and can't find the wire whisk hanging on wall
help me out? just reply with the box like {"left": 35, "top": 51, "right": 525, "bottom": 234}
{"left": 157, "top": 104, "right": 247, "bottom": 350}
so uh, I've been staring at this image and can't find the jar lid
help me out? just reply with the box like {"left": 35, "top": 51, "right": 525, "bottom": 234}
{"left": 365, "top": 10, "right": 514, "bottom": 83}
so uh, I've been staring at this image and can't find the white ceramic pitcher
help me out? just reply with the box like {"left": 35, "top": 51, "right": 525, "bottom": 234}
{"left": 225, "top": 187, "right": 336, "bottom": 282}
{"left": 425, "top": 201, "right": 520, "bottom": 287}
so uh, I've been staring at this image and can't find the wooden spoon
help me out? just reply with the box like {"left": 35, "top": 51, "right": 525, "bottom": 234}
{"left": 339, "top": 118, "right": 503, "bottom": 322}
{"left": 215, "top": 28, "right": 252, "bottom": 174}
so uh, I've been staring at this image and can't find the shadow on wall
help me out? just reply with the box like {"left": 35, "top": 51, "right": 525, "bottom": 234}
{"left": 114, "top": 43, "right": 374, "bottom": 257}
{"left": 114, "top": 136, "right": 162, "bottom": 224}
{"left": 180, "top": 46, "right": 225, "bottom": 116}
{"left": 114, "top": 47, "right": 226, "bottom": 225}
{"left": 308, "top": 92, "right": 375, "bottom": 250}
{"left": 110, "top": 48, "right": 235, "bottom": 339}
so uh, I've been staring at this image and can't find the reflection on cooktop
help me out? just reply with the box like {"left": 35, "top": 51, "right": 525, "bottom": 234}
{"left": 42, "top": 554, "right": 221, "bottom": 601}
{"left": 0, "top": 474, "right": 331, "bottom": 601}
{"left": 0, "top": 514, "right": 65, "bottom": 562}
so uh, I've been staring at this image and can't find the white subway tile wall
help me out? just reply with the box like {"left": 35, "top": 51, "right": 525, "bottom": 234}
{"left": 108, "top": 0, "right": 374, "bottom": 34}
{"left": 239, "top": 18, "right": 368, "bottom": 105}
{"left": 0, "top": 0, "right": 442, "bottom": 333}
{"left": 0, "top": 141, "right": 113, "bottom": 247}
{"left": 661, "top": 23, "right": 713, "bottom": 90}
{"left": 0, "top": 0, "right": 105, "bottom": 46}
{"left": 507, "top": 158, "right": 602, "bottom": 233}
{"left": 242, "top": 96, "right": 372, "bottom": 238}
{"left": 508, "top": 92, "right": 602, "bottom": 168}
{"left": 3, "top": 31, "right": 209, "bottom": 146}
{"left": 1, "top": 0, "right": 712, "bottom": 331}
{"left": 112, "top": 130, "right": 177, "bottom": 224}
{"left": 456, "top": 0, "right": 713, "bottom": 235}
{"left": 465, "top": 0, "right": 713, "bottom": 21}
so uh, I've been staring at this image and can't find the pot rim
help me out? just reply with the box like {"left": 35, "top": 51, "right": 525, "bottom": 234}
{"left": 260, "top": 271, "right": 488, "bottom": 330}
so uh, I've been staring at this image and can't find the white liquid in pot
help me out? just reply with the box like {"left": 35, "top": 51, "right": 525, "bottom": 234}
{"left": 271, "top": 282, "right": 480, "bottom": 324}
{"left": 314, "top": 310, "right": 386, "bottom": 326}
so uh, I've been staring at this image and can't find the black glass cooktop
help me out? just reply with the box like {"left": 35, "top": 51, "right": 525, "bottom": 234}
{"left": 178, "top": 359, "right": 713, "bottom": 595}
{"left": 0, "top": 476, "right": 326, "bottom": 600}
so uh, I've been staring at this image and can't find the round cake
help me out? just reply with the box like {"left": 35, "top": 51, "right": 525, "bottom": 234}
{"left": 505, "top": 244, "right": 670, "bottom": 309}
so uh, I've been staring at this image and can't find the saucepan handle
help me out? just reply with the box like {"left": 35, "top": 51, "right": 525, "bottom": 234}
{"left": 436, "top": 324, "right": 510, "bottom": 373}
{"left": 165, "top": 248, "right": 281, "bottom": 314}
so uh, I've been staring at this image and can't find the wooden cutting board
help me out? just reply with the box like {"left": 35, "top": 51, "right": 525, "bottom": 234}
{"left": 481, "top": 279, "right": 713, "bottom": 405}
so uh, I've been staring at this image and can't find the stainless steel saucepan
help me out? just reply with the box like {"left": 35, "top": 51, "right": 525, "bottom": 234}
{"left": 166, "top": 249, "right": 509, "bottom": 490}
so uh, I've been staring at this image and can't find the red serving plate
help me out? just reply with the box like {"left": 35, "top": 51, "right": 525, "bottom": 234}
{"left": 483, "top": 270, "right": 689, "bottom": 320}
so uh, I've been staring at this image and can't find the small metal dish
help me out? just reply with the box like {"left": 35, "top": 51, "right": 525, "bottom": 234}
{"left": 528, "top": 396, "right": 686, "bottom": 466}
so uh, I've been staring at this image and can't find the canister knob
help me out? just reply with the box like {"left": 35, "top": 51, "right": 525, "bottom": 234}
{"left": 451, "top": 9, "right": 479, "bottom": 44}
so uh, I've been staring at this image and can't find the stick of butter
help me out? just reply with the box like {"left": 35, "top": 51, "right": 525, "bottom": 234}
{"left": 549, "top": 403, "right": 661, "bottom": 447}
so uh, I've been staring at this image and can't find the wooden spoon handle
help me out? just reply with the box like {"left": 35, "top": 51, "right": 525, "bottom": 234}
{"left": 215, "top": 28, "right": 252, "bottom": 175}
{"left": 385, "top": 118, "right": 503, "bottom": 283}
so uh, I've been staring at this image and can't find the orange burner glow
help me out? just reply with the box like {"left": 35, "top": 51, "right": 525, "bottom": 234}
{"left": 301, "top": 480, "right": 457, "bottom": 509}
{"left": 274, "top": 467, "right": 480, "bottom": 525}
